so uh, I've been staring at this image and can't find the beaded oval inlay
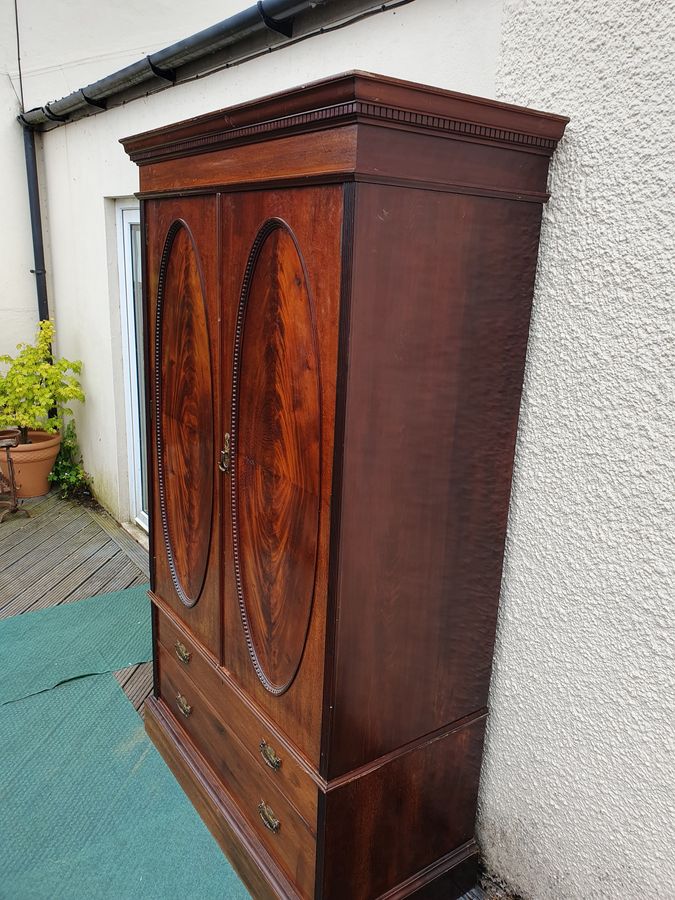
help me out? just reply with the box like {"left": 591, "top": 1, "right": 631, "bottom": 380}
{"left": 231, "top": 219, "right": 321, "bottom": 694}
{"left": 156, "top": 220, "right": 214, "bottom": 607}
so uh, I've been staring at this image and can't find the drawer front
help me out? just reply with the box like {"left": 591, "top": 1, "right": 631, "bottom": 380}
{"left": 156, "top": 608, "right": 318, "bottom": 824}
{"left": 157, "top": 644, "right": 317, "bottom": 897}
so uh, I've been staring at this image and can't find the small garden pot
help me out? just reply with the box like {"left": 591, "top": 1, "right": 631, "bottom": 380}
{"left": 0, "top": 431, "right": 61, "bottom": 498}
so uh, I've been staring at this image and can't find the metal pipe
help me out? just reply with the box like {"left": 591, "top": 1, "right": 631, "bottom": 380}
{"left": 19, "top": 0, "right": 328, "bottom": 130}
{"left": 22, "top": 127, "right": 49, "bottom": 320}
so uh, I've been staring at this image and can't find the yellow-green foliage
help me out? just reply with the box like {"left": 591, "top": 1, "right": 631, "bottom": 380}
{"left": 0, "top": 320, "right": 84, "bottom": 442}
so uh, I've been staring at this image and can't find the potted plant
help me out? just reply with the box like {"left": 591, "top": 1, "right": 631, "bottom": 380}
{"left": 0, "top": 320, "right": 84, "bottom": 498}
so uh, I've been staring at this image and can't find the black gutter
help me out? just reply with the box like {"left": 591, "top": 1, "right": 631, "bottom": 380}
{"left": 18, "top": 0, "right": 337, "bottom": 131}
{"left": 22, "top": 128, "right": 49, "bottom": 320}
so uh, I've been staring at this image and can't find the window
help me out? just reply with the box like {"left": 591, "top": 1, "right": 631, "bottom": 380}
{"left": 117, "top": 203, "right": 148, "bottom": 531}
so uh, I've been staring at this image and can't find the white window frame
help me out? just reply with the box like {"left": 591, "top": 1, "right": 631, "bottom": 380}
{"left": 116, "top": 201, "right": 148, "bottom": 532}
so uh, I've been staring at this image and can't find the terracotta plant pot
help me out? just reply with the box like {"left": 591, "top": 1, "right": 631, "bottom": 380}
{"left": 0, "top": 430, "right": 61, "bottom": 498}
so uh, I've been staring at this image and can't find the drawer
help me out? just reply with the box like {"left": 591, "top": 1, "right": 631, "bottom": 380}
{"left": 156, "top": 606, "right": 218, "bottom": 690}
{"left": 157, "top": 644, "right": 317, "bottom": 897}
{"left": 156, "top": 607, "right": 318, "bottom": 825}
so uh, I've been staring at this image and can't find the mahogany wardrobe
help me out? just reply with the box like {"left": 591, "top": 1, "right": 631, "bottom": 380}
{"left": 122, "top": 72, "right": 567, "bottom": 899}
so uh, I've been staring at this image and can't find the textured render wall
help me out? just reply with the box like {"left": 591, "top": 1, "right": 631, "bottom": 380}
{"left": 477, "top": 1, "right": 675, "bottom": 897}
{"left": 39, "top": 0, "right": 502, "bottom": 520}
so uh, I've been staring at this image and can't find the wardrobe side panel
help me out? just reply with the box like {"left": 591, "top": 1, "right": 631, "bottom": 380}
{"left": 328, "top": 183, "right": 543, "bottom": 776}
{"left": 320, "top": 717, "right": 485, "bottom": 899}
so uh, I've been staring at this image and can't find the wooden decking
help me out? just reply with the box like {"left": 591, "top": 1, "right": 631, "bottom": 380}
{"left": 0, "top": 491, "right": 152, "bottom": 714}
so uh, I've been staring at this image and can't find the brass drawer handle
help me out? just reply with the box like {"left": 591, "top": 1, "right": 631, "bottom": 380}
{"left": 258, "top": 801, "right": 280, "bottom": 834}
{"left": 174, "top": 641, "right": 191, "bottom": 664}
{"left": 176, "top": 693, "right": 192, "bottom": 718}
{"left": 259, "top": 740, "right": 282, "bottom": 771}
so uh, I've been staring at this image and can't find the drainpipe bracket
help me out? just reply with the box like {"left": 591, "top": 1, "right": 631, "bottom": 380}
{"left": 257, "top": 1, "right": 294, "bottom": 37}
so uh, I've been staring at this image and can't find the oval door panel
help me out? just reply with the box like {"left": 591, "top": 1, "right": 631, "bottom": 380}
{"left": 232, "top": 220, "right": 321, "bottom": 694}
{"left": 157, "top": 221, "right": 214, "bottom": 607}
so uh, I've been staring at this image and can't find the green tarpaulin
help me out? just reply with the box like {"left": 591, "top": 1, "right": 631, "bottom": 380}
{"left": 0, "top": 585, "right": 151, "bottom": 705}
{"left": 0, "top": 672, "right": 249, "bottom": 898}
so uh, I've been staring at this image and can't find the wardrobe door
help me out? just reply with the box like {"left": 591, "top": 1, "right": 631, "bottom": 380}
{"left": 145, "top": 196, "right": 221, "bottom": 656}
{"left": 220, "top": 186, "right": 344, "bottom": 765}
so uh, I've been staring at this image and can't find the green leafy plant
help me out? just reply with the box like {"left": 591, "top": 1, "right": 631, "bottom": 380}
{"left": 48, "top": 420, "right": 95, "bottom": 503}
{"left": 0, "top": 319, "right": 84, "bottom": 443}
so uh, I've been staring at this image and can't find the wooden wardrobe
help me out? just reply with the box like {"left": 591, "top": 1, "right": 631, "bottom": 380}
{"left": 122, "top": 72, "right": 567, "bottom": 899}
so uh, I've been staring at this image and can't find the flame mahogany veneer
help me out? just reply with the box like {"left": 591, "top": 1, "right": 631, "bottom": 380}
{"left": 122, "top": 72, "right": 567, "bottom": 899}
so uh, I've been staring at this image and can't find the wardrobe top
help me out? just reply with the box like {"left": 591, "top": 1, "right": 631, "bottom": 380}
{"left": 121, "top": 70, "right": 568, "bottom": 167}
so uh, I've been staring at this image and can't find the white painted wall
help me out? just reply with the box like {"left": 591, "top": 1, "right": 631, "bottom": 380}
{"left": 0, "top": 0, "right": 250, "bottom": 360}
{"left": 2, "top": 1, "right": 673, "bottom": 896}
{"left": 33, "top": 0, "right": 502, "bottom": 521}
{"left": 478, "top": 1, "right": 675, "bottom": 897}
{"left": 0, "top": 0, "right": 38, "bottom": 354}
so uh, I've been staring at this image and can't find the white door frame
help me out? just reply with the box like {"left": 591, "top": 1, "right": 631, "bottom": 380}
{"left": 116, "top": 201, "right": 148, "bottom": 532}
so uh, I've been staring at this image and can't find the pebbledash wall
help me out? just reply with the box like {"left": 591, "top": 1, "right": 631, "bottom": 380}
{"left": 3, "top": 0, "right": 674, "bottom": 896}
{"left": 478, "top": 2, "right": 675, "bottom": 898}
